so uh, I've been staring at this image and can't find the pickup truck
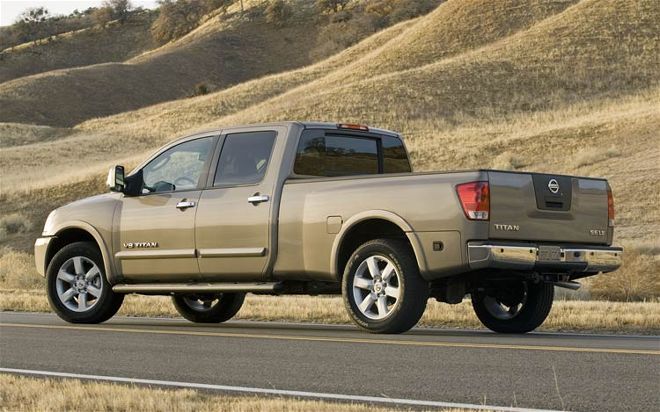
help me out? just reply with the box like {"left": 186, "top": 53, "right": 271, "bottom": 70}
{"left": 35, "top": 121, "right": 622, "bottom": 334}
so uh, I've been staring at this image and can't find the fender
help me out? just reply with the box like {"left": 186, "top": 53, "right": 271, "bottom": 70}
{"left": 330, "top": 210, "right": 428, "bottom": 279}
{"left": 50, "top": 221, "right": 118, "bottom": 285}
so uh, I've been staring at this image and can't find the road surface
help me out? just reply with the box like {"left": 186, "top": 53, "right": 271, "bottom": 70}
{"left": 1, "top": 312, "right": 658, "bottom": 411}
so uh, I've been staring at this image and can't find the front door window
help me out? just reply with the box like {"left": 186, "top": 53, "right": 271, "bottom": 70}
{"left": 141, "top": 137, "right": 214, "bottom": 193}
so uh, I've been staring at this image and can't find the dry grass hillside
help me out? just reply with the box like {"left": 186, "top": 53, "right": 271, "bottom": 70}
{"left": 0, "top": 5, "right": 323, "bottom": 127}
{"left": 0, "top": 0, "right": 658, "bottom": 299}
{"left": 0, "top": 13, "right": 157, "bottom": 83}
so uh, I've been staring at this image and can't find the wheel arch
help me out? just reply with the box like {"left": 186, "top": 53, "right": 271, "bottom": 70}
{"left": 330, "top": 210, "right": 426, "bottom": 280}
{"left": 46, "top": 222, "right": 116, "bottom": 284}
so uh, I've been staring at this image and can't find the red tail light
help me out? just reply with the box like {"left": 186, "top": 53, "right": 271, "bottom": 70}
{"left": 456, "top": 181, "right": 490, "bottom": 220}
{"left": 607, "top": 186, "right": 615, "bottom": 227}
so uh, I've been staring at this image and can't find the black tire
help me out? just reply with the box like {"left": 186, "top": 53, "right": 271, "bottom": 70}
{"left": 471, "top": 280, "right": 554, "bottom": 333}
{"left": 46, "top": 241, "right": 124, "bottom": 323}
{"left": 172, "top": 293, "right": 245, "bottom": 323}
{"left": 342, "top": 239, "right": 429, "bottom": 334}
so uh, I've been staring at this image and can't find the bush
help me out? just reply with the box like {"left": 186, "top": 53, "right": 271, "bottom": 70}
{"left": 590, "top": 245, "right": 660, "bottom": 301}
{"left": 0, "top": 213, "right": 32, "bottom": 241}
{"left": 315, "top": 0, "right": 349, "bottom": 14}
{"left": 192, "top": 82, "right": 210, "bottom": 96}
{"left": 265, "top": 0, "right": 292, "bottom": 27}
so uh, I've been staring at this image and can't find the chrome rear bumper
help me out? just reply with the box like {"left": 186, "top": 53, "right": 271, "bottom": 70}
{"left": 467, "top": 242, "right": 622, "bottom": 273}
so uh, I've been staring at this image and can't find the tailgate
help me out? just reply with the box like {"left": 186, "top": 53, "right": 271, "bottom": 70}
{"left": 488, "top": 171, "right": 612, "bottom": 245}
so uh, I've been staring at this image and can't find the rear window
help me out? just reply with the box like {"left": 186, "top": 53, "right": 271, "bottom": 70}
{"left": 294, "top": 130, "right": 410, "bottom": 177}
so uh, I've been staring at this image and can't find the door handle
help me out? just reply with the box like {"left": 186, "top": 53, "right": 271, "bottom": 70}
{"left": 247, "top": 194, "right": 270, "bottom": 205}
{"left": 176, "top": 200, "right": 196, "bottom": 210}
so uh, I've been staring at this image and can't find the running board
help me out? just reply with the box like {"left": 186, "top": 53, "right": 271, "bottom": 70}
{"left": 112, "top": 282, "right": 284, "bottom": 295}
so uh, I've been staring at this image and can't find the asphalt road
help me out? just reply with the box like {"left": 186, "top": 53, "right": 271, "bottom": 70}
{"left": 1, "top": 312, "right": 658, "bottom": 411}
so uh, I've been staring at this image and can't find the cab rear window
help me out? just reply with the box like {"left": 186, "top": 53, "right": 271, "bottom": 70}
{"left": 294, "top": 130, "right": 410, "bottom": 177}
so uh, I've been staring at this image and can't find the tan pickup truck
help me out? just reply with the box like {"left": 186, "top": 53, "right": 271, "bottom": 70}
{"left": 35, "top": 122, "right": 622, "bottom": 333}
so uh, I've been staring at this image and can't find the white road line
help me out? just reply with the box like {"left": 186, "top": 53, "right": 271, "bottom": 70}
{"left": 0, "top": 367, "right": 560, "bottom": 412}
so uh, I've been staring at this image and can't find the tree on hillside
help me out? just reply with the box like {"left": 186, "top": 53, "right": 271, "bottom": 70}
{"left": 108, "top": 0, "right": 133, "bottom": 22}
{"left": 150, "top": 0, "right": 231, "bottom": 43}
{"left": 92, "top": 6, "right": 114, "bottom": 27}
{"left": 92, "top": 0, "right": 133, "bottom": 27}
{"left": 13, "top": 7, "right": 51, "bottom": 43}
{"left": 151, "top": 0, "right": 204, "bottom": 43}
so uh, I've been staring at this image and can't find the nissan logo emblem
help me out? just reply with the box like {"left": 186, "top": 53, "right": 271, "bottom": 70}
{"left": 548, "top": 179, "right": 560, "bottom": 194}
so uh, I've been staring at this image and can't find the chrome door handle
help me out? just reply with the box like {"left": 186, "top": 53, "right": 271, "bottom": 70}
{"left": 247, "top": 194, "right": 270, "bottom": 205}
{"left": 176, "top": 200, "right": 196, "bottom": 210}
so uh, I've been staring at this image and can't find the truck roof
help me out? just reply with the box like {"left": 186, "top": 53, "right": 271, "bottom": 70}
{"left": 187, "top": 121, "right": 401, "bottom": 140}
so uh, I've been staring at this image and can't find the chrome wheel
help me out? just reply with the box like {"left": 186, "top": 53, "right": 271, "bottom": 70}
{"left": 352, "top": 255, "right": 401, "bottom": 320}
{"left": 182, "top": 295, "right": 220, "bottom": 312}
{"left": 55, "top": 256, "right": 103, "bottom": 312}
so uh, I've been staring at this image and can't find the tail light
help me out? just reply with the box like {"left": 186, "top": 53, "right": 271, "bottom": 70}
{"left": 456, "top": 181, "right": 490, "bottom": 220}
{"left": 607, "top": 186, "right": 615, "bottom": 227}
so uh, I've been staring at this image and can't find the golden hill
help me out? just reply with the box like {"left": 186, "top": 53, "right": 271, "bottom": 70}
{"left": 0, "top": 13, "right": 156, "bottom": 84}
{"left": 0, "top": 8, "right": 322, "bottom": 127}
{"left": 0, "top": 0, "right": 658, "bottom": 266}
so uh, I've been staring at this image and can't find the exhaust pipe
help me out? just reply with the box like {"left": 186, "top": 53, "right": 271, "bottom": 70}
{"left": 553, "top": 280, "right": 581, "bottom": 290}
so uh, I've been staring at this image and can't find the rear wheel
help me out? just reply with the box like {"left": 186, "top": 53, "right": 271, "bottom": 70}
{"left": 342, "top": 239, "right": 428, "bottom": 334}
{"left": 172, "top": 293, "right": 245, "bottom": 323}
{"left": 46, "top": 241, "right": 124, "bottom": 323}
{"left": 471, "top": 280, "right": 554, "bottom": 333}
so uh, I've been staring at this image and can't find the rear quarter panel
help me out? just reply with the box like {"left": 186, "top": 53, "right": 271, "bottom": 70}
{"left": 275, "top": 171, "right": 489, "bottom": 281}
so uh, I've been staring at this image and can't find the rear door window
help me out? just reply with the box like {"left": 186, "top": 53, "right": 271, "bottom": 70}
{"left": 214, "top": 131, "right": 276, "bottom": 186}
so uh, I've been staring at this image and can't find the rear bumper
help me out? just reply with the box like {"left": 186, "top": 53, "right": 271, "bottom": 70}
{"left": 467, "top": 242, "right": 622, "bottom": 273}
{"left": 34, "top": 236, "right": 53, "bottom": 277}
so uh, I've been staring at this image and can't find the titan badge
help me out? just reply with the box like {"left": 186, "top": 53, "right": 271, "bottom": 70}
{"left": 123, "top": 242, "right": 159, "bottom": 249}
{"left": 493, "top": 224, "right": 520, "bottom": 231}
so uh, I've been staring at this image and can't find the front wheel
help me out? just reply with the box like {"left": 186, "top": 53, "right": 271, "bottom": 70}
{"left": 46, "top": 241, "right": 124, "bottom": 323}
{"left": 342, "top": 239, "right": 429, "bottom": 334}
{"left": 172, "top": 293, "right": 245, "bottom": 323}
{"left": 471, "top": 280, "right": 554, "bottom": 333}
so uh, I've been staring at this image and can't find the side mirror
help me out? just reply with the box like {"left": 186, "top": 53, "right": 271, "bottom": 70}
{"left": 107, "top": 165, "right": 125, "bottom": 193}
